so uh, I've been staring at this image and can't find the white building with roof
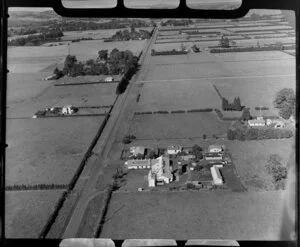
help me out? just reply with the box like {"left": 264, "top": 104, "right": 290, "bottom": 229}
{"left": 62, "top": 105, "right": 75, "bottom": 115}
{"left": 129, "top": 146, "right": 146, "bottom": 157}
{"left": 125, "top": 159, "right": 151, "bottom": 169}
{"left": 248, "top": 118, "right": 265, "bottom": 127}
{"left": 104, "top": 76, "right": 114, "bottom": 82}
{"left": 208, "top": 145, "right": 223, "bottom": 153}
{"left": 148, "top": 156, "right": 173, "bottom": 186}
{"left": 167, "top": 146, "right": 182, "bottom": 155}
{"left": 210, "top": 166, "right": 223, "bottom": 185}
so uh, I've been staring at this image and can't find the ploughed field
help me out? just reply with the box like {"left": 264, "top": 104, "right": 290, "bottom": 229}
{"left": 100, "top": 190, "right": 285, "bottom": 240}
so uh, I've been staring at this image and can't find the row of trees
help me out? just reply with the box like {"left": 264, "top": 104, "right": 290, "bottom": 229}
{"left": 48, "top": 19, "right": 149, "bottom": 32}
{"left": 106, "top": 26, "right": 151, "bottom": 41}
{"left": 161, "top": 19, "right": 193, "bottom": 26}
{"left": 8, "top": 29, "right": 63, "bottom": 46}
{"left": 222, "top": 97, "right": 242, "bottom": 111}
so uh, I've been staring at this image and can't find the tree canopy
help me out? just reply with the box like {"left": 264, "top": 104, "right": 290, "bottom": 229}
{"left": 273, "top": 88, "right": 295, "bottom": 119}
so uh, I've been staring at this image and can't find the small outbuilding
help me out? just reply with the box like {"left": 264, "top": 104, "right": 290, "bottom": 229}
{"left": 62, "top": 105, "right": 75, "bottom": 115}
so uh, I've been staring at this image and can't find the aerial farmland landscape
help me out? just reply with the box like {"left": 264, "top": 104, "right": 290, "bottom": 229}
{"left": 5, "top": 5, "right": 296, "bottom": 242}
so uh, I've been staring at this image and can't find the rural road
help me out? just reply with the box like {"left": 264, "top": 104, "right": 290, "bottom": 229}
{"left": 62, "top": 26, "right": 159, "bottom": 238}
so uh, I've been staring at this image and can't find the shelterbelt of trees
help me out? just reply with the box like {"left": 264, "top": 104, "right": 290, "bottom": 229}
{"left": 54, "top": 48, "right": 139, "bottom": 78}
{"left": 8, "top": 29, "right": 63, "bottom": 46}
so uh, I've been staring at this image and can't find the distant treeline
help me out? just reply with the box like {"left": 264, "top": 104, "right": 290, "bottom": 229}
{"left": 210, "top": 44, "right": 296, "bottom": 53}
{"left": 49, "top": 19, "right": 149, "bottom": 32}
{"left": 161, "top": 19, "right": 193, "bottom": 27}
{"left": 151, "top": 49, "right": 188, "bottom": 56}
{"left": 8, "top": 29, "right": 63, "bottom": 46}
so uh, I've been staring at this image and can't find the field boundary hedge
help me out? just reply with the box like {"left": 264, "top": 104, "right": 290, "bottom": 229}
{"left": 210, "top": 45, "right": 296, "bottom": 53}
{"left": 151, "top": 50, "right": 188, "bottom": 56}
{"left": 134, "top": 108, "right": 214, "bottom": 115}
{"left": 54, "top": 81, "right": 119, "bottom": 86}
{"left": 5, "top": 184, "right": 68, "bottom": 191}
{"left": 212, "top": 85, "right": 223, "bottom": 100}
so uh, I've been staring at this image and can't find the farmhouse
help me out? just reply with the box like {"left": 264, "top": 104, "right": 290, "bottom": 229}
{"left": 167, "top": 146, "right": 183, "bottom": 155}
{"left": 210, "top": 165, "right": 223, "bottom": 185}
{"left": 125, "top": 159, "right": 151, "bottom": 169}
{"left": 62, "top": 105, "right": 75, "bottom": 115}
{"left": 208, "top": 145, "right": 223, "bottom": 153}
{"left": 248, "top": 117, "right": 266, "bottom": 127}
{"left": 129, "top": 146, "right": 146, "bottom": 157}
{"left": 186, "top": 169, "right": 213, "bottom": 188}
{"left": 104, "top": 76, "right": 114, "bottom": 82}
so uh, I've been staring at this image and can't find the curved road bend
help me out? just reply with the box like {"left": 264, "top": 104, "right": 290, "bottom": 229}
{"left": 62, "top": 26, "right": 159, "bottom": 238}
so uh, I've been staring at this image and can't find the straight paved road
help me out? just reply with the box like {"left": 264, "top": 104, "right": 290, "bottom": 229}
{"left": 62, "top": 26, "right": 158, "bottom": 238}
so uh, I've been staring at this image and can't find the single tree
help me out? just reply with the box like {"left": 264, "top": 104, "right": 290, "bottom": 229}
{"left": 273, "top": 88, "right": 295, "bottom": 119}
{"left": 241, "top": 107, "right": 252, "bottom": 121}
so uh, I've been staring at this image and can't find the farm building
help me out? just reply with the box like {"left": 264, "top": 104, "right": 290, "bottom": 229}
{"left": 148, "top": 171, "right": 156, "bottom": 187}
{"left": 104, "top": 76, "right": 114, "bottom": 82}
{"left": 208, "top": 145, "right": 223, "bottom": 153}
{"left": 129, "top": 146, "right": 146, "bottom": 157}
{"left": 248, "top": 117, "right": 266, "bottom": 127}
{"left": 124, "top": 159, "right": 151, "bottom": 169}
{"left": 148, "top": 156, "right": 173, "bottom": 186}
{"left": 266, "top": 119, "right": 285, "bottom": 128}
{"left": 210, "top": 166, "right": 223, "bottom": 185}
{"left": 167, "top": 146, "right": 183, "bottom": 155}
{"left": 62, "top": 105, "right": 75, "bottom": 115}
{"left": 205, "top": 153, "right": 223, "bottom": 161}
{"left": 186, "top": 169, "right": 213, "bottom": 188}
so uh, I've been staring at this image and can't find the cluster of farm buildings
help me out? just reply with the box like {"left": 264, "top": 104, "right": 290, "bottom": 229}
{"left": 124, "top": 145, "right": 230, "bottom": 189}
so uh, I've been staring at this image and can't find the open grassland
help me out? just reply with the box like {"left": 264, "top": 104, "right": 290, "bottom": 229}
{"left": 226, "top": 139, "right": 294, "bottom": 191}
{"left": 6, "top": 117, "right": 105, "bottom": 186}
{"left": 5, "top": 190, "right": 65, "bottom": 238}
{"left": 7, "top": 82, "right": 117, "bottom": 118}
{"left": 7, "top": 73, "right": 52, "bottom": 105}
{"left": 127, "top": 113, "right": 230, "bottom": 140}
{"left": 136, "top": 80, "right": 220, "bottom": 111}
{"left": 100, "top": 190, "right": 285, "bottom": 240}
{"left": 144, "top": 63, "right": 232, "bottom": 81}
{"left": 213, "top": 76, "right": 295, "bottom": 116}
{"left": 211, "top": 50, "right": 293, "bottom": 62}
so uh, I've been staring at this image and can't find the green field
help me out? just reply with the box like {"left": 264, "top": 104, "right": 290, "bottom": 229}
{"left": 127, "top": 113, "right": 230, "bottom": 140}
{"left": 136, "top": 79, "right": 220, "bottom": 111}
{"left": 5, "top": 190, "right": 65, "bottom": 238}
{"left": 226, "top": 139, "right": 294, "bottom": 191}
{"left": 6, "top": 116, "right": 105, "bottom": 186}
{"left": 100, "top": 190, "right": 285, "bottom": 240}
{"left": 213, "top": 76, "right": 295, "bottom": 117}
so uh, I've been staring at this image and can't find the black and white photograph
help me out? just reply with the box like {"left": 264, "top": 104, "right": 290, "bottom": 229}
{"left": 1, "top": 0, "right": 297, "bottom": 245}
